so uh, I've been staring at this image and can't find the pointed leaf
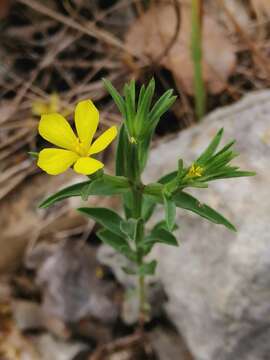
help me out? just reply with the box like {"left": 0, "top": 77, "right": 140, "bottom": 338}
{"left": 78, "top": 207, "right": 123, "bottom": 236}
{"left": 103, "top": 78, "right": 126, "bottom": 115}
{"left": 173, "top": 191, "right": 236, "bottom": 231}
{"left": 141, "top": 195, "right": 156, "bottom": 221}
{"left": 163, "top": 194, "right": 176, "bottom": 231}
{"left": 84, "top": 174, "right": 130, "bottom": 196}
{"left": 144, "top": 227, "right": 178, "bottom": 247}
{"left": 138, "top": 260, "right": 157, "bottom": 276}
{"left": 97, "top": 229, "right": 136, "bottom": 261}
{"left": 39, "top": 180, "right": 91, "bottom": 208}
{"left": 196, "top": 128, "right": 223, "bottom": 164}
{"left": 115, "top": 124, "right": 128, "bottom": 176}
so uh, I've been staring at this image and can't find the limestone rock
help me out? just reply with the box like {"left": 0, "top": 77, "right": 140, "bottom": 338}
{"left": 143, "top": 90, "right": 270, "bottom": 360}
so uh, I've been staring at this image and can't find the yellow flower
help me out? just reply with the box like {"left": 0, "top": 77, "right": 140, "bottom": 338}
{"left": 37, "top": 100, "right": 117, "bottom": 176}
{"left": 32, "top": 93, "right": 71, "bottom": 117}
{"left": 187, "top": 164, "right": 204, "bottom": 178}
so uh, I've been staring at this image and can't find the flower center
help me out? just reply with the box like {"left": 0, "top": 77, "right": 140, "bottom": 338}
{"left": 75, "top": 141, "right": 88, "bottom": 157}
{"left": 187, "top": 164, "right": 204, "bottom": 178}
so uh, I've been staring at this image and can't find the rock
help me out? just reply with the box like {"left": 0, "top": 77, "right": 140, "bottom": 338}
{"left": 149, "top": 327, "right": 193, "bottom": 360}
{"left": 31, "top": 334, "right": 87, "bottom": 360}
{"left": 143, "top": 90, "right": 270, "bottom": 360}
{"left": 0, "top": 172, "right": 86, "bottom": 273}
{"left": 12, "top": 300, "right": 44, "bottom": 331}
{"left": 36, "top": 239, "right": 119, "bottom": 325}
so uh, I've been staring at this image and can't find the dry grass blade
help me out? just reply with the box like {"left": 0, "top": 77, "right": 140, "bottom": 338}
{"left": 18, "top": 0, "right": 147, "bottom": 62}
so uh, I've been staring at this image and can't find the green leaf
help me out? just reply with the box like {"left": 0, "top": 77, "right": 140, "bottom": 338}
{"left": 124, "top": 83, "right": 135, "bottom": 132}
{"left": 203, "top": 170, "right": 256, "bottom": 182}
{"left": 158, "top": 171, "right": 178, "bottom": 184}
{"left": 39, "top": 175, "right": 130, "bottom": 209}
{"left": 28, "top": 151, "right": 38, "bottom": 158}
{"left": 138, "top": 133, "right": 152, "bottom": 172}
{"left": 148, "top": 96, "right": 177, "bottom": 132}
{"left": 153, "top": 220, "right": 178, "bottom": 232}
{"left": 144, "top": 227, "right": 178, "bottom": 247}
{"left": 120, "top": 218, "right": 137, "bottom": 239}
{"left": 120, "top": 218, "right": 144, "bottom": 244}
{"left": 122, "top": 266, "right": 137, "bottom": 275}
{"left": 209, "top": 140, "right": 236, "bottom": 162}
{"left": 136, "top": 78, "right": 155, "bottom": 132}
{"left": 138, "top": 260, "right": 157, "bottom": 276}
{"left": 122, "top": 260, "right": 157, "bottom": 276}
{"left": 115, "top": 124, "right": 128, "bottom": 176}
{"left": 196, "top": 128, "right": 224, "bottom": 164}
{"left": 177, "top": 159, "right": 184, "bottom": 179}
{"left": 129, "top": 79, "right": 136, "bottom": 114}
{"left": 143, "top": 182, "right": 163, "bottom": 197}
{"left": 102, "top": 78, "right": 126, "bottom": 115}
{"left": 81, "top": 182, "right": 93, "bottom": 201}
{"left": 97, "top": 229, "right": 136, "bottom": 261}
{"left": 78, "top": 207, "right": 123, "bottom": 236}
{"left": 173, "top": 191, "right": 236, "bottom": 231}
{"left": 148, "top": 89, "right": 174, "bottom": 123}
{"left": 84, "top": 174, "right": 130, "bottom": 196}
{"left": 122, "top": 192, "right": 133, "bottom": 219}
{"left": 137, "top": 84, "right": 145, "bottom": 109}
{"left": 39, "top": 180, "right": 91, "bottom": 208}
{"left": 163, "top": 195, "right": 176, "bottom": 231}
{"left": 141, "top": 195, "right": 156, "bottom": 221}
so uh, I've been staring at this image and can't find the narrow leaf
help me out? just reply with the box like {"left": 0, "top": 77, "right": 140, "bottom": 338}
{"left": 163, "top": 194, "right": 176, "bottom": 231}
{"left": 115, "top": 124, "right": 128, "bottom": 176}
{"left": 102, "top": 78, "right": 126, "bottom": 115}
{"left": 28, "top": 151, "right": 38, "bottom": 158}
{"left": 196, "top": 128, "right": 224, "bottom": 164}
{"left": 39, "top": 181, "right": 91, "bottom": 208}
{"left": 85, "top": 174, "right": 130, "bottom": 196}
{"left": 144, "top": 227, "right": 178, "bottom": 247}
{"left": 78, "top": 207, "right": 123, "bottom": 236}
{"left": 174, "top": 191, "right": 236, "bottom": 231}
{"left": 138, "top": 260, "right": 157, "bottom": 276}
{"left": 97, "top": 229, "right": 136, "bottom": 261}
{"left": 141, "top": 195, "right": 156, "bottom": 221}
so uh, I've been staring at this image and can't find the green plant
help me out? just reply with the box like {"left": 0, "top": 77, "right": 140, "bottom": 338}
{"left": 191, "top": 0, "right": 206, "bottom": 120}
{"left": 37, "top": 78, "right": 255, "bottom": 328}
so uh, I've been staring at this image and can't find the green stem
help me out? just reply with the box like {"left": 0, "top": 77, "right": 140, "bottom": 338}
{"left": 127, "top": 142, "right": 146, "bottom": 329}
{"left": 191, "top": 0, "right": 206, "bottom": 120}
{"left": 138, "top": 274, "right": 145, "bottom": 329}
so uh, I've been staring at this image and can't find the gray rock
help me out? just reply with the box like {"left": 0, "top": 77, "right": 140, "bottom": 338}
{"left": 143, "top": 90, "right": 270, "bottom": 360}
{"left": 31, "top": 334, "right": 87, "bottom": 360}
{"left": 36, "top": 239, "right": 118, "bottom": 324}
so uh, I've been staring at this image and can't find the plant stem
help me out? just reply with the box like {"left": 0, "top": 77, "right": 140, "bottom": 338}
{"left": 191, "top": 0, "right": 206, "bottom": 120}
{"left": 128, "top": 142, "right": 146, "bottom": 329}
{"left": 132, "top": 186, "right": 146, "bottom": 328}
{"left": 138, "top": 274, "right": 145, "bottom": 329}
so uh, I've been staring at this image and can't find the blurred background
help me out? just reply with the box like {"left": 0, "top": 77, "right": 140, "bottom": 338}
{"left": 0, "top": 1, "right": 270, "bottom": 359}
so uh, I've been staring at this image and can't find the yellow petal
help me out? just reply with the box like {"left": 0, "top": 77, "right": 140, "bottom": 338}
{"left": 75, "top": 100, "right": 99, "bottom": 148}
{"left": 39, "top": 113, "right": 77, "bottom": 151}
{"left": 37, "top": 148, "right": 79, "bottom": 175}
{"left": 89, "top": 126, "right": 117, "bottom": 155}
{"left": 73, "top": 157, "right": 104, "bottom": 175}
{"left": 49, "top": 93, "right": 60, "bottom": 113}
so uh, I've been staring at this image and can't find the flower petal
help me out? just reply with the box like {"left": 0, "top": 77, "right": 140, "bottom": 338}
{"left": 75, "top": 100, "right": 99, "bottom": 148}
{"left": 73, "top": 157, "right": 104, "bottom": 175}
{"left": 39, "top": 113, "right": 77, "bottom": 151}
{"left": 89, "top": 126, "right": 117, "bottom": 155}
{"left": 37, "top": 148, "right": 79, "bottom": 175}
